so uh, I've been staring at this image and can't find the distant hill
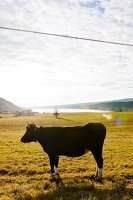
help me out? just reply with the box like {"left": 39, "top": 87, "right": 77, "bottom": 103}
{"left": 0, "top": 97, "right": 22, "bottom": 113}
{"left": 84, "top": 98, "right": 133, "bottom": 111}
{"left": 33, "top": 98, "right": 133, "bottom": 112}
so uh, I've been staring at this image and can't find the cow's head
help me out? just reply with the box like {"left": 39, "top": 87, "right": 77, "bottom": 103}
{"left": 21, "top": 123, "right": 38, "bottom": 143}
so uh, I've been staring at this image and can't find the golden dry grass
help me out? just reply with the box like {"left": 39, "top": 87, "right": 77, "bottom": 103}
{"left": 0, "top": 112, "right": 133, "bottom": 200}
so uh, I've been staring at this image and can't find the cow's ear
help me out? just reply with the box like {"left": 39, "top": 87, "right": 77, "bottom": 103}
{"left": 26, "top": 123, "right": 30, "bottom": 129}
{"left": 32, "top": 123, "right": 36, "bottom": 127}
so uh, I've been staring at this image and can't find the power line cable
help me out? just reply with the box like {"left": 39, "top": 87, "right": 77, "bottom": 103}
{"left": 0, "top": 26, "right": 133, "bottom": 47}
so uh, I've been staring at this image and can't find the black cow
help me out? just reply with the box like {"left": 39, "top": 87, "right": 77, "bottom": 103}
{"left": 21, "top": 123, "right": 106, "bottom": 180}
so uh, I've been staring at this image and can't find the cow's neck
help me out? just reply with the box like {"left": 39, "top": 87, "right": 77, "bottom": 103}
{"left": 34, "top": 127, "right": 40, "bottom": 142}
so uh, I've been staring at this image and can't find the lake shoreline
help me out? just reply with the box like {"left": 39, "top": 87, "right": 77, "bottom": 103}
{"left": 32, "top": 108, "right": 110, "bottom": 113}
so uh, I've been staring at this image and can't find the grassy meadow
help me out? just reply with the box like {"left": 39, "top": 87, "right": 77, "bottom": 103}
{"left": 0, "top": 112, "right": 133, "bottom": 200}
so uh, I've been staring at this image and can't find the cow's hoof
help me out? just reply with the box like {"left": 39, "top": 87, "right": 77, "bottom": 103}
{"left": 90, "top": 175, "right": 96, "bottom": 180}
{"left": 50, "top": 172, "right": 55, "bottom": 176}
{"left": 55, "top": 168, "right": 59, "bottom": 175}
{"left": 90, "top": 175, "right": 103, "bottom": 183}
{"left": 95, "top": 177, "right": 103, "bottom": 183}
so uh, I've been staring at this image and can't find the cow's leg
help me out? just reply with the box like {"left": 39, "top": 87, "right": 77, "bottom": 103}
{"left": 49, "top": 155, "right": 55, "bottom": 175}
{"left": 91, "top": 149, "right": 103, "bottom": 180}
{"left": 54, "top": 155, "right": 59, "bottom": 174}
{"left": 95, "top": 165, "right": 102, "bottom": 179}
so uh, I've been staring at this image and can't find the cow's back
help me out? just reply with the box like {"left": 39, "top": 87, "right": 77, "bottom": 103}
{"left": 38, "top": 123, "right": 106, "bottom": 156}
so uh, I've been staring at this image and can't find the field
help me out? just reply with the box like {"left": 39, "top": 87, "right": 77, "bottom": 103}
{"left": 0, "top": 112, "right": 133, "bottom": 200}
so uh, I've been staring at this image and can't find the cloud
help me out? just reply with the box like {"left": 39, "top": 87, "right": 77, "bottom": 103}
{"left": 0, "top": 0, "right": 133, "bottom": 106}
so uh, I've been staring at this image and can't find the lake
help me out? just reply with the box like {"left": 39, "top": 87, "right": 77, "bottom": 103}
{"left": 32, "top": 108, "right": 108, "bottom": 113}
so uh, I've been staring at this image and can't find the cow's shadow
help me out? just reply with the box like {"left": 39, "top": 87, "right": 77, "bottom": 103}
{"left": 44, "top": 186, "right": 132, "bottom": 200}
{"left": 43, "top": 175, "right": 132, "bottom": 200}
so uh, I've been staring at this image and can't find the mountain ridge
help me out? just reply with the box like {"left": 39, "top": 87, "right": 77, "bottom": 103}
{"left": 0, "top": 97, "right": 22, "bottom": 113}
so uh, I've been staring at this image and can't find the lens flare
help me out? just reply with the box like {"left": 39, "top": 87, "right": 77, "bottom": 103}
{"left": 115, "top": 117, "right": 123, "bottom": 125}
{"left": 102, "top": 113, "right": 112, "bottom": 121}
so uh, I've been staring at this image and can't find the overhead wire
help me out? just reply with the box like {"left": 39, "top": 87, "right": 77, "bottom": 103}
{"left": 0, "top": 26, "right": 133, "bottom": 47}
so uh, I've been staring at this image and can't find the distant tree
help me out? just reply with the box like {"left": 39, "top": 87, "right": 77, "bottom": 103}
{"left": 54, "top": 109, "right": 60, "bottom": 118}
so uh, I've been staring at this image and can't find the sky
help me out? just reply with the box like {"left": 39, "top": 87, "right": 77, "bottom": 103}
{"left": 0, "top": 0, "right": 133, "bottom": 107}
